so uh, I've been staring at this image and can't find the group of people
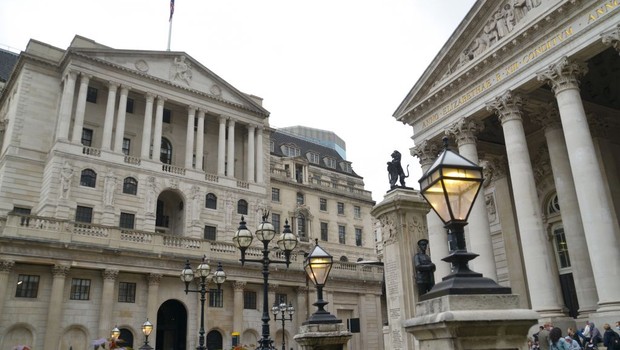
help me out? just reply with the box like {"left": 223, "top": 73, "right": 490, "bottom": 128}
{"left": 529, "top": 321, "right": 620, "bottom": 350}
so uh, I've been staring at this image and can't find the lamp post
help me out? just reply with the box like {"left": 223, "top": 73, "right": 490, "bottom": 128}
{"left": 418, "top": 137, "right": 510, "bottom": 299}
{"left": 303, "top": 239, "right": 339, "bottom": 324}
{"left": 139, "top": 319, "right": 153, "bottom": 350}
{"left": 180, "top": 256, "right": 227, "bottom": 350}
{"left": 232, "top": 214, "right": 298, "bottom": 350}
{"left": 271, "top": 302, "right": 295, "bottom": 350}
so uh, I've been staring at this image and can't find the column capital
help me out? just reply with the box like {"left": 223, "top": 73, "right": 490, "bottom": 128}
{"left": 268, "top": 283, "right": 279, "bottom": 293}
{"left": 197, "top": 108, "right": 206, "bottom": 117}
{"left": 79, "top": 73, "right": 92, "bottom": 82}
{"left": 119, "top": 84, "right": 131, "bottom": 93}
{"left": 145, "top": 92, "right": 156, "bottom": 102}
{"left": 247, "top": 124, "right": 257, "bottom": 131}
{"left": 52, "top": 264, "right": 71, "bottom": 277}
{"left": 64, "top": 70, "right": 78, "bottom": 81}
{"left": 480, "top": 156, "right": 508, "bottom": 185}
{"left": 486, "top": 90, "right": 524, "bottom": 125}
{"left": 601, "top": 24, "right": 620, "bottom": 54}
{"left": 0, "top": 259, "right": 15, "bottom": 272}
{"left": 102, "top": 269, "right": 119, "bottom": 281}
{"left": 147, "top": 273, "right": 163, "bottom": 285}
{"left": 445, "top": 118, "right": 484, "bottom": 147}
{"left": 233, "top": 280, "right": 247, "bottom": 291}
{"left": 219, "top": 115, "right": 228, "bottom": 123}
{"left": 536, "top": 56, "right": 588, "bottom": 95}
{"left": 107, "top": 81, "right": 119, "bottom": 92}
{"left": 156, "top": 96, "right": 167, "bottom": 105}
{"left": 295, "top": 286, "right": 309, "bottom": 295}
{"left": 187, "top": 105, "right": 197, "bottom": 114}
{"left": 410, "top": 139, "right": 440, "bottom": 170}
{"left": 531, "top": 102, "right": 562, "bottom": 131}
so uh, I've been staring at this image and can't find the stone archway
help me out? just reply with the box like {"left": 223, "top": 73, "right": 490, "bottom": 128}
{"left": 60, "top": 326, "right": 89, "bottom": 350}
{"left": 206, "top": 329, "right": 223, "bottom": 350}
{"left": 156, "top": 299, "right": 187, "bottom": 350}
{"left": 2, "top": 324, "right": 34, "bottom": 350}
{"left": 156, "top": 189, "right": 185, "bottom": 235}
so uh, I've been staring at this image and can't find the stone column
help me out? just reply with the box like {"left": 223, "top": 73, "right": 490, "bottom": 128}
{"left": 411, "top": 140, "right": 448, "bottom": 280}
{"left": 296, "top": 286, "right": 309, "bottom": 327}
{"left": 195, "top": 109, "right": 205, "bottom": 171}
{"left": 233, "top": 281, "right": 246, "bottom": 335}
{"left": 101, "top": 82, "right": 118, "bottom": 151}
{"left": 113, "top": 85, "right": 130, "bottom": 153}
{"left": 486, "top": 90, "right": 565, "bottom": 317}
{"left": 537, "top": 57, "right": 620, "bottom": 312}
{"left": 0, "top": 260, "right": 15, "bottom": 318}
{"left": 141, "top": 93, "right": 155, "bottom": 159}
{"left": 146, "top": 274, "right": 162, "bottom": 338}
{"left": 185, "top": 106, "right": 196, "bottom": 168}
{"left": 44, "top": 264, "right": 70, "bottom": 346}
{"left": 227, "top": 118, "right": 236, "bottom": 177}
{"left": 98, "top": 269, "right": 119, "bottom": 338}
{"left": 446, "top": 119, "right": 497, "bottom": 281}
{"left": 247, "top": 125, "right": 256, "bottom": 182}
{"left": 532, "top": 104, "right": 598, "bottom": 314}
{"left": 256, "top": 127, "right": 264, "bottom": 183}
{"left": 71, "top": 73, "right": 91, "bottom": 144}
{"left": 56, "top": 71, "right": 78, "bottom": 141}
{"left": 152, "top": 96, "right": 165, "bottom": 161}
{"left": 218, "top": 116, "right": 226, "bottom": 176}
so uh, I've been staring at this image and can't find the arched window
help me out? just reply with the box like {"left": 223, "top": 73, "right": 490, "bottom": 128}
{"left": 122, "top": 177, "right": 138, "bottom": 195}
{"left": 237, "top": 199, "right": 248, "bottom": 215}
{"left": 80, "top": 169, "right": 97, "bottom": 187}
{"left": 206, "top": 193, "right": 217, "bottom": 209}
{"left": 339, "top": 256, "right": 348, "bottom": 262}
{"left": 119, "top": 328, "right": 134, "bottom": 349}
{"left": 160, "top": 137, "right": 172, "bottom": 164}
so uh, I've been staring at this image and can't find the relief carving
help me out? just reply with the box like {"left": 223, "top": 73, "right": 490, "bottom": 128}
{"left": 170, "top": 56, "right": 192, "bottom": 86}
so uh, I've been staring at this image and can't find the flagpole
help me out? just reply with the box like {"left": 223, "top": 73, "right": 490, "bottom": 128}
{"left": 167, "top": 18, "right": 172, "bottom": 51}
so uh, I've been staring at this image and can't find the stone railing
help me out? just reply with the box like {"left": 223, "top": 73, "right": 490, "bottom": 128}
{"left": 205, "top": 173, "right": 219, "bottom": 182}
{"left": 162, "top": 164, "right": 186, "bottom": 175}
{"left": 124, "top": 155, "right": 141, "bottom": 165}
{"left": 270, "top": 167, "right": 290, "bottom": 178}
{"left": 236, "top": 180, "right": 249, "bottom": 189}
{"left": 82, "top": 146, "right": 101, "bottom": 157}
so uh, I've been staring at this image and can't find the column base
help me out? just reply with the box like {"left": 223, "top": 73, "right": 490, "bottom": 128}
{"left": 294, "top": 323, "right": 352, "bottom": 350}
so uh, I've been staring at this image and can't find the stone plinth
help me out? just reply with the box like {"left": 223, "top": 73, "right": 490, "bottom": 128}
{"left": 294, "top": 323, "right": 352, "bottom": 350}
{"left": 404, "top": 294, "right": 539, "bottom": 350}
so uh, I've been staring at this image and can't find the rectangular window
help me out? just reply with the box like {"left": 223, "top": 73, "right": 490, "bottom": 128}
{"left": 296, "top": 193, "right": 304, "bottom": 205}
{"left": 355, "top": 228, "right": 362, "bottom": 247}
{"left": 320, "top": 198, "right": 327, "bottom": 211}
{"left": 309, "top": 153, "right": 320, "bottom": 164}
{"left": 70, "top": 278, "right": 91, "bottom": 300}
{"left": 244, "top": 290, "right": 257, "bottom": 309}
{"left": 354, "top": 206, "right": 361, "bottom": 219}
{"left": 272, "top": 188, "right": 280, "bottom": 202}
{"left": 204, "top": 225, "right": 217, "bottom": 240}
{"left": 15, "top": 274, "right": 39, "bottom": 298}
{"left": 75, "top": 206, "right": 93, "bottom": 223}
{"left": 209, "top": 289, "right": 223, "bottom": 308}
{"left": 320, "top": 222, "right": 328, "bottom": 241}
{"left": 118, "top": 282, "right": 136, "bottom": 303}
{"left": 337, "top": 202, "right": 345, "bottom": 215}
{"left": 13, "top": 206, "right": 31, "bottom": 226}
{"left": 122, "top": 138, "right": 131, "bottom": 155}
{"left": 126, "top": 98, "right": 134, "bottom": 113}
{"left": 163, "top": 108, "right": 172, "bottom": 123}
{"left": 86, "top": 86, "right": 98, "bottom": 103}
{"left": 81, "top": 128, "right": 93, "bottom": 147}
{"left": 338, "top": 225, "right": 346, "bottom": 244}
{"left": 275, "top": 293, "right": 287, "bottom": 305}
{"left": 272, "top": 213, "right": 281, "bottom": 234}
{"left": 119, "top": 212, "right": 135, "bottom": 229}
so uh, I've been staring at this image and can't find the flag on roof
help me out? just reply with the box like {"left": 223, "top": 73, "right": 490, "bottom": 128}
{"left": 169, "top": 0, "right": 175, "bottom": 21}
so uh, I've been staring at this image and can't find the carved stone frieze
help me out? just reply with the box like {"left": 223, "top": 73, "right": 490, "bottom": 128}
{"left": 0, "top": 259, "right": 15, "bottom": 272}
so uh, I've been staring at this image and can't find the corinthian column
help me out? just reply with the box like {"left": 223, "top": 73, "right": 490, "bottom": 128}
{"left": 146, "top": 274, "right": 162, "bottom": 337}
{"left": 0, "top": 260, "right": 15, "bottom": 317}
{"left": 114, "top": 85, "right": 130, "bottom": 153}
{"left": 141, "top": 93, "right": 155, "bottom": 159}
{"left": 71, "top": 73, "right": 91, "bottom": 144}
{"left": 195, "top": 109, "right": 205, "bottom": 171}
{"left": 233, "top": 281, "right": 246, "bottom": 334}
{"left": 56, "top": 71, "right": 78, "bottom": 141}
{"left": 44, "top": 264, "right": 70, "bottom": 346}
{"left": 537, "top": 57, "right": 620, "bottom": 312}
{"left": 98, "top": 269, "right": 119, "bottom": 338}
{"left": 218, "top": 116, "right": 226, "bottom": 176}
{"left": 247, "top": 125, "right": 256, "bottom": 182}
{"left": 446, "top": 119, "right": 497, "bottom": 281}
{"left": 602, "top": 24, "right": 620, "bottom": 54}
{"left": 152, "top": 96, "right": 165, "bottom": 161}
{"left": 185, "top": 106, "right": 196, "bottom": 169}
{"left": 256, "top": 127, "right": 264, "bottom": 183}
{"left": 227, "top": 118, "right": 236, "bottom": 177}
{"left": 486, "top": 90, "right": 565, "bottom": 317}
{"left": 101, "top": 82, "right": 118, "bottom": 151}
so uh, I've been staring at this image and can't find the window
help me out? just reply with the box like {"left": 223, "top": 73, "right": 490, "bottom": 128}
{"left": 75, "top": 206, "right": 93, "bottom": 223}
{"left": 126, "top": 98, "right": 134, "bottom": 114}
{"left": 86, "top": 86, "right": 98, "bottom": 103}
{"left": 163, "top": 108, "right": 172, "bottom": 123}
{"left": 204, "top": 225, "right": 217, "bottom": 240}
{"left": 340, "top": 256, "right": 349, "bottom": 262}
{"left": 119, "top": 212, "right": 135, "bottom": 229}
{"left": 80, "top": 169, "right": 97, "bottom": 187}
{"left": 320, "top": 222, "right": 328, "bottom": 241}
{"left": 270, "top": 141, "right": 275, "bottom": 152}
{"left": 15, "top": 274, "right": 39, "bottom": 298}
{"left": 209, "top": 289, "right": 223, "bottom": 308}
{"left": 118, "top": 282, "right": 136, "bottom": 303}
{"left": 123, "top": 177, "right": 138, "bottom": 195}
{"left": 297, "top": 214, "right": 306, "bottom": 241}
{"left": 13, "top": 206, "right": 31, "bottom": 226}
{"left": 282, "top": 144, "right": 300, "bottom": 157}
{"left": 355, "top": 228, "right": 362, "bottom": 247}
{"left": 320, "top": 198, "right": 327, "bottom": 211}
{"left": 272, "top": 213, "right": 281, "bottom": 234}
{"left": 237, "top": 199, "right": 248, "bottom": 215}
{"left": 324, "top": 157, "right": 336, "bottom": 169}
{"left": 122, "top": 138, "right": 131, "bottom": 155}
{"left": 160, "top": 138, "right": 172, "bottom": 164}
{"left": 296, "top": 192, "right": 304, "bottom": 205}
{"left": 338, "top": 225, "right": 346, "bottom": 244}
{"left": 341, "top": 162, "right": 352, "bottom": 173}
{"left": 206, "top": 193, "right": 217, "bottom": 209}
{"left": 337, "top": 202, "right": 344, "bottom": 215}
{"left": 554, "top": 226, "right": 571, "bottom": 269}
{"left": 81, "top": 128, "right": 93, "bottom": 147}
{"left": 70, "top": 278, "right": 91, "bottom": 300}
{"left": 308, "top": 152, "right": 320, "bottom": 164}
{"left": 354, "top": 206, "right": 361, "bottom": 219}
{"left": 275, "top": 293, "right": 287, "bottom": 304}
{"left": 271, "top": 188, "right": 280, "bottom": 202}
{"left": 243, "top": 290, "right": 257, "bottom": 309}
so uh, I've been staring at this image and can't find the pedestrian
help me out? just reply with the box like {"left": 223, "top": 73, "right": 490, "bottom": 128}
{"left": 539, "top": 323, "right": 552, "bottom": 350}
{"left": 564, "top": 336, "right": 581, "bottom": 350}
{"left": 549, "top": 327, "right": 569, "bottom": 350}
{"left": 603, "top": 323, "right": 620, "bottom": 350}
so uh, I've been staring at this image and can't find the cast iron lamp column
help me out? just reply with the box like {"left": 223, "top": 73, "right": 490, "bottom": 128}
{"left": 304, "top": 239, "right": 339, "bottom": 324}
{"left": 180, "top": 256, "right": 227, "bottom": 350}
{"left": 271, "top": 302, "right": 295, "bottom": 350}
{"left": 139, "top": 319, "right": 153, "bottom": 350}
{"left": 418, "top": 137, "right": 510, "bottom": 299}
{"left": 233, "top": 214, "right": 299, "bottom": 350}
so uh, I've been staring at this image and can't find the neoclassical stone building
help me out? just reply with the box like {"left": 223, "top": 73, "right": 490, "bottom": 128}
{"left": 394, "top": 0, "right": 620, "bottom": 327}
{"left": 0, "top": 35, "right": 383, "bottom": 350}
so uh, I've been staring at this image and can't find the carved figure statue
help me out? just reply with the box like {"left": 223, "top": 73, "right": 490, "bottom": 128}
{"left": 387, "top": 150, "right": 409, "bottom": 189}
{"left": 494, "top": 10, "right": 509, "bottom": 39}
{"left": 59, "top": 162, "right": 74, "bottom": 199}
{"left": 512, "top": 0, "right": 529, "bottom": 23}
{"left": 413, "top": 239, "right": 436, "bottom": 295}
{"left": 171, "top": 56, "right": 192, "bottom": 85}
{"left": 103, "top": 171, "right": 117, "bottom": 206}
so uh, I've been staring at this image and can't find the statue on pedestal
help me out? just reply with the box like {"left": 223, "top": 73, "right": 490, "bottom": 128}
{"left": 413, "top": 239, "right": 436, "bottom": 295}
{"left": 387, "top": 150, "right": 409, "bottom": 189}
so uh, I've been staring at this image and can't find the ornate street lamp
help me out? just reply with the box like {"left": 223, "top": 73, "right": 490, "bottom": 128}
{"left": 139, "top": 319, "right": 153, "bottom": 350}
{"left": 181, "top": 256, "right": 226, "bottom": 350}
{"left": 418, "top": 137, "right": 510, "bottom": 299}
{"left": 232, "top": 213, "right": 298, "bottom": 350}
{"left": 271, "top": 302, "right": 295, "bottom": 350}
{"left": 304, "top": 239, "right": 339, "bottom": 324}
{"left": 111, "top": 326, "right": 121, "bottom": 341}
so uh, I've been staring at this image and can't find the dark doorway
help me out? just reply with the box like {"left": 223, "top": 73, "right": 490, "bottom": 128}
{"left": 119, "top": 328, "right": 134, "bottom": 349}
{"left": 559, "top": 273, "right": 579, "bottom": 318}
{"left": 156, "top": 299, "right": 187, "bottom": 350}
{"left": 206, "top": 330, "right": 223, "bottom": 350}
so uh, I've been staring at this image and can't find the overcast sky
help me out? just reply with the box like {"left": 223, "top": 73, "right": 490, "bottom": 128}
{"left": 0, "top": 0, "right": 475, "bottom": 202}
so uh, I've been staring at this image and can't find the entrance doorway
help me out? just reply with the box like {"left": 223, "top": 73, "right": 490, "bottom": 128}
{"left": 206, "top": 330, "right": 223, "bottom": 350}
{"left": 156, "top": 299, "right": 187, "bottom": 350}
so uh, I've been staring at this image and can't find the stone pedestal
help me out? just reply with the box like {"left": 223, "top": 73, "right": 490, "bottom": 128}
{"left": 404, "top": 295, "right": 539, "bottom": 350}
{"left": 294, "top": 323, "right": 352, "bottom": 350}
